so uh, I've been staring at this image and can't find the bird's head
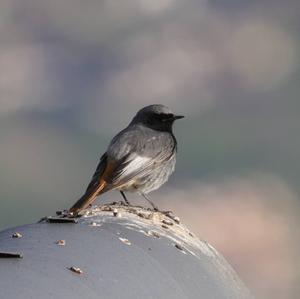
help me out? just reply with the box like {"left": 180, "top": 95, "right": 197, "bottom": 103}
{"left": 131, "top": 104, "right": 184, "bottom": 132}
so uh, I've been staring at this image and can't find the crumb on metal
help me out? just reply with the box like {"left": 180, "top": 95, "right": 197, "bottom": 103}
{"left": 89, "top": 221, "right": 102, "bottom": 227}
{"left": 113, "top": 209, "right": 121, "bottom": 217}
{"left": 174, "top": 243, "right": 186, "bottom": 254}
{"left": 137, "top": 212, "right": 145, "bottom": 218}
{"left": 12, "top": 232, "right": 22, "bottom": 238}
{"left": 148, "top": 230, "right": 160, "bottom": 238}
{"left": 119, "top": 237, "right": 131, "bottom": 245}
{"left": 69, "top": 266, "right": 83, "bottom": 274}
{"left": 162, "top": 219, "right": 173, "bottom": 226}
{"left": 138, "top": 211, "right": 150, "bottom": 219}
{"left": 173, "top": 216, "right": 180, "bottom": 224}
{"left": 102, "top": 205, "right": 113, "bottom": 212}
{"left": 138, "top": 229, "right": 149, "bottom": 236}
{"left": 56, "top": 240, "right": 66, "bottom": 246}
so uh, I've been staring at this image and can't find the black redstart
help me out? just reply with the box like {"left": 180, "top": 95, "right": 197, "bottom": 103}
{"left": 69, "top": 104, "right": 184, "bottom": 214}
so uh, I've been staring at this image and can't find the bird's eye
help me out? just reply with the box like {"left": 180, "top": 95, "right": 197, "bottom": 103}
{"left": 160, "top": 113, "right": 174, "bottom": 121}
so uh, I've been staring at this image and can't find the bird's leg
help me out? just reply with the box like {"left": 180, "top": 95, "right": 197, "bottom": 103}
{"left": 139, "top": 192, "right": 176, "bottom": 221}
{"left": 140, "top": 192, "right": 159, "bottom": 211}
{"left": 120, "top": 191, "right": 131, "bottom": 206}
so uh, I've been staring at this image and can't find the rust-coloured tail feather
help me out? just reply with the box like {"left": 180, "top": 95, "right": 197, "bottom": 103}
{"left": 69, "top": 181, "right": 106, "bottom": 214}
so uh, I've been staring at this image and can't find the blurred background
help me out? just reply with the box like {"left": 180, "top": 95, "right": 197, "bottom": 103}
{"left": 0, "top": 0, "right": 299, "bottom": 298}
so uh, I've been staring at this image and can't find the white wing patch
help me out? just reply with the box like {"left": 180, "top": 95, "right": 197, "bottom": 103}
{"left": 117, "top": 155, "right": 152, "bottom": 179}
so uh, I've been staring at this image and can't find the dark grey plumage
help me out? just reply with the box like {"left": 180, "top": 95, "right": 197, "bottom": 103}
{"left": 70, "top": 104, "right": 184, "bottom": 213}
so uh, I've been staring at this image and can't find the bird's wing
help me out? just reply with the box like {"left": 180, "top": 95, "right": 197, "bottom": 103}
{"left": 108, "top": 152, "right": 168, "bottom": 188}
{"left": 105, "top": 125, "right": 175, "bottom": 187}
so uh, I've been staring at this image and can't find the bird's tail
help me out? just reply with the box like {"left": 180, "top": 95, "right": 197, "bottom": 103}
{"left": 69, "top": 181, "right": 107, "bottom": 214}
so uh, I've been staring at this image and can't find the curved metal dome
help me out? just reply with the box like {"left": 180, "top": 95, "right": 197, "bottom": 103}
{"left": 0, "top": 204, "right": 252, "bottom": 299}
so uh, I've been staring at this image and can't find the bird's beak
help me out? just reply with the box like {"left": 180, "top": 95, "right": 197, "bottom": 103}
{"left": 173, "top": 115, "right": 184, "bottom": 120}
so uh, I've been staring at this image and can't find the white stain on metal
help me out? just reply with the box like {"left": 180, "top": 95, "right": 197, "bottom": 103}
{"left": 119, "top": 237, "right": 131, "bottom": 246}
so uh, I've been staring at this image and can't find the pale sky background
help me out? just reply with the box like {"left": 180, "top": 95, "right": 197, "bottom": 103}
{"left": 0, "top": 1, "right": 300, "bottom": 298}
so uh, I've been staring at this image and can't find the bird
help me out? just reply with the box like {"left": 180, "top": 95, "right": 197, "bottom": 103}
{"left": 69, "top": 104, "right": 184, "bottom": 214}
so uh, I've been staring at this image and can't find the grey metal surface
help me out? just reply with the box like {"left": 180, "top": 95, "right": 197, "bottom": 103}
{"left": 0, "top": 204, "right": 252, "bottom": 299}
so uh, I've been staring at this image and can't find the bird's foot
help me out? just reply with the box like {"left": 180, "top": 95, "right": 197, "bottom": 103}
{"left": 120, "top": 191, "right": 133, "bottom": 206}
